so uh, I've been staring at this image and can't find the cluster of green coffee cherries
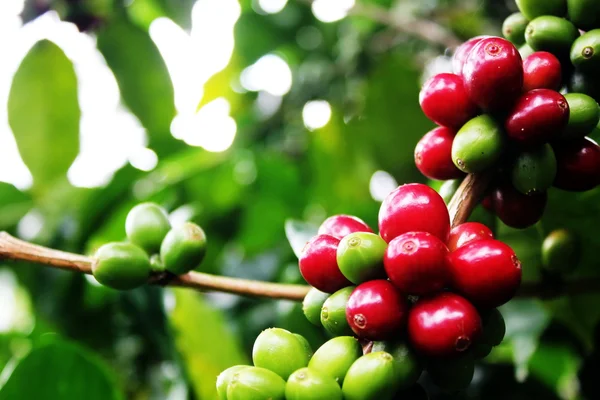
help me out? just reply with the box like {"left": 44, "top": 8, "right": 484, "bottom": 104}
{"left": 91, "top": 203, "right": 207, "bottom": 290}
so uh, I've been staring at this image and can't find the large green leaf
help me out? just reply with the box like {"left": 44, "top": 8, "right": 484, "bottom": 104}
{"left": 7, "top": 40, "right": 80, "bottom": 196}
{"left": 529, "top": 342, "right": 582, "bottom": 400}
{"left": 0, "top": 338, "right": 123, "bottom": 400}
{"left": 168, "top": 289, "right": 248, "bottom": 400}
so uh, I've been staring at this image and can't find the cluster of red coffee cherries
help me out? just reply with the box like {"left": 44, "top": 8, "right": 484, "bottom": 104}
{"left": 416, "top": 35, "right": 600, "bottom": 229}
{"left": 298, "top": 183, "right": 521, "bottom": 390}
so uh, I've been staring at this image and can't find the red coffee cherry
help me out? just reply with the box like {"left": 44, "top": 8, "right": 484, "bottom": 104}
{"left": 448, "top": 239, "right": 522, "bottom": 309}
{"left": 522, "top": 51, "right": 562, "bottom": 92}
{"left": 553, "top": 137, "right": 600, "bottom": 192}
{"left": 452, "top": 35, "right": 491, "bottom": 74}
{"left": 378, "top": 183, "right": 450, "bottom": 243}
{"left": 346, "top": 280, "right": 408, "bottom": 340}
{"left": 462, "top": 37, "right": 523, "bottom": 111}
{"left": 491, "top": 182, "right": 547, "bottom": 229}
{"left": 415, "top": 127, "right": 464, "bottom": 181}
{"left": 407, "top": 292, "right": 482, "bottom": 357}
{"left": 505, "top": 89, "right": 570, "bottom": 147}
{"left": 419, "top": 73, "right": 478, "bottom": 129}
{"left": 447, "top": 222, "right": 494, "bottom": 252}
{"left": 384, "top": 232, "right": 449, "bottom": 296}
{"left": 299, "top": 234, "right": 352, "bottom": 293}
{"left": 318, "top": 215, "right": 373, "bottom": 240}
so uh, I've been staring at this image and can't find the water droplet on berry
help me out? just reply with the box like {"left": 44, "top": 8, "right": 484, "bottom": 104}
{"left": 354, "top": 314, "right": 366, "bottom": 328}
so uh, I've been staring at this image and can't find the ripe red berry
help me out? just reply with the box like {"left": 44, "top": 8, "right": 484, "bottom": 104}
{"left": 448, "top": 239, "right": 522, "bottom": 309}
{"left": 384, "top": 232, "right": 449, "bottom": 296}
{"left": 346, "top": 280, "right": 408, "bottom": 340}
{"left": 378, "top": 184, "right": 450, "bottom": 243}
{"left": 452, "top": 35, "right": 491, "bottom": 74}
{"left": 553, "top": 137, "right": 600, "bottom": 192}
{"left": 318, "top": 215, "right": 373, "bottom": 240}
{"left": 415, "top": 127, "right": 464, "bottom": 181}
{"left": 299, "top": 234, "right": 352, "bottom": 293}
{"left": 407, "top": 292, "right": 482, "bottom": 357}
{"left": 447, "top": 222, "right": 494, "bottom": 252}
{"left": 419, "top": 74, "right": 478, "bottom": 129}
{"left": 522, "top": 51, "right": 562, "bottom": 92}
{"left": 462, "top": 37, "right": 523, "bottom": 111}
{"left": 491, "top": 182, "right": 547, "bottom": 229}
{"left": 505, "top": 89, "right": 570, "bottom": 147}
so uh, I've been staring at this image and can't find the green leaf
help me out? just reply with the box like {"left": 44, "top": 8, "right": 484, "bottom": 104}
{"left": 285, "top": 219, "right": 318, "bottom": 259}
{"left": 168, "top": 289, "right": 248, "bottom": 400}
{"left": 0, "top": 338, "right": 123, "bottom": 400}
{"left": 0, "top": 183, "right": 31, "bottom": 230}
{"left": 8, "top": 40, "right": 80, "bottom": 196}
{"left": 529, "top": 342, "right": 581, "bottom": 400}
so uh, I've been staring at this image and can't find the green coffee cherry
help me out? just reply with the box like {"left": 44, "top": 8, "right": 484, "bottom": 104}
{"left": 519, "top": 43, "right": 536, "bottom": 59}
{"left": 516, "top": 0, "right": 566, "bottom": 20}
{"left": 216, "top": 365, "right": 248, "bottom": 400}
{"left": 567, "top": 0, "right": 600, "bottom": 31}
{"left": 337, "top": 232, "right": 387, "bottom": 284}
{"left": 303, "top": 288, "right": 330, "bottom": 326}
{"left": 92, "top": 242, "right": 151, "bottom": 290}
{"left": 294, "top": 334, "right": 314, "bottom": 359}
{"left": 452, "top": 115, "right": 505, "bottom": 173}
{"left": 562, "top": 93, "right": 600, "bottom": 140}
{"left": 480, "top": 308, "right": 506, "bottom": 347}
{"left": 227, "top": 366, "right": 286, "bottom": 400}
{"left": 125, "top": 202, "right": 171, "bottom": 254}
{"left": 252, "top": 328, "right": 311, "bottom": 380}
{"left": 342, "top": 352, "right": 400, "bottom": 400}
{"left": 371, "top": 340, "right": 422, "bottom": 390}
{"left": 571, "top": 30, "right": 600, "bottom": 72}
{"left": 426, "top": 353, "right": 475, "bottom": 393}
{"left": 160, "top": 222, "right": 207, "bottom": 275}
{"left": 503, "top": 13, "right": 529, "bottom": 45}
{"left": 525, "top": 16, "right": 579, "bottom": 58}
{"left": 309, "top": 336, "right": 362, "bottom": 384}
{"left": 149, "top": 254, "right": 165, "bottom": 272}
{"left": 321, "top": 287, "right": 355, "bottom": 337}
{"left": 542, "top": 229, "right": 580, "bottom": 273}
{"left": 568, "top": 70, "right": 600, "bottom": 102}
{"left": 285, "top": 368, "right": 343, "bottom": 400}
{"left": 439, "top": 179, "right": 462, "bottom": 205}
{"left": 510, "top": 144, "right": 557, "bottom": 195}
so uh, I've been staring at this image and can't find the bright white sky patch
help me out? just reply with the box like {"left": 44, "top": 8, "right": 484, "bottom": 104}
{"left": 258, "top": 0, "right": 288, "bottom": 14}
{"left": 302, "top": 100, "right": 331, "bottom": 130}
{"left": 241, "top": 54, "right": 292, "bottom": 96}
{"left": 311, "top": 0, "right": 355, "bottom": 23}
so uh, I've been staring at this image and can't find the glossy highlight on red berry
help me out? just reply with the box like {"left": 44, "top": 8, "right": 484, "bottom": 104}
{"left": 419, "top": 73, "right": 478, "bottom": 129}
{"left": 318, "top": 215, "right": 373, "bottom": 240}
{"left": 553, "top": 137, "right": 600, "bottom": 192}
{"left": 522, "top": 51, "right": 562, "bottom": 92}
{"left": 447, "top": 222, "right": 494, "bottom": 252}
{"left": 415, "top": 127, "right": 464, "bottom": 181}
{"left": 298, "top": 234, "right": 351, "bottom": 293}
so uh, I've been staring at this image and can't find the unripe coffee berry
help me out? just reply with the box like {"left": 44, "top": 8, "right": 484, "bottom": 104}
{"left": 542, "top": 229, "right": 580, "bottom": 274}
{"left": 510, "top": 144, "right": 557, "bottom": 195}
{"left": 285, "top": 368, "right": 343, "bottom": 400}
{"left": 318, "top": 214, "right": 373, "bottom": 239}
{"left": 419, "top": 73, "right": 477, "bottom": 129}
{"left": 252, "top": 328, "right": 311, "bottom": 380}
{"left": 452, "top": 114, "right": 506, "bottom": 173}
{"left": 346, "top": 280, "right": 408, "bottom": 340}
{"left": 447, "top": 222, "right": 494, "bottom": 252}
{"left": 561, "top": 93, "right": 600, "bottom": 140}
{"left": 408, "top": 292, "right": 481, "bottom": 357}
{"left": 379, "top": 183, "right": 450, "bottom": 243}
{"left": 448, "top": 239, "right": 522, "bottom": 309}
{"left": 92, "top": 242, "right": 151, "bottom": 290}
{"left": 342, "top": 352, "right": 402, "bottom": 400}
{"left": 384, "top": 232, "right": 449, "bottom": 296}
{"left": 522, "top": 51, "right": 562, "bottom": 92}
{"left": 299, "top": 234, "right": 351, "bottom": 293}
{"left": 415, "top": 127, "right": 464, "bottom": 181}
{"left": 227, "top": 366, "right": 286, "bottom": 400}
{"left": 337, "top": 232, "right": 387, "bottom": 284}
{"left": 516, "top": 0, "right": 565, "bottom": 20}
{"left": 553, "top": 137, "right": 600, "bottom": 192}
{"left": 502, "top": 13, "right": 528, "bottom": 46}
{"left": 160, "top": 222, "right": 207, "bottom": 275}
{"left": 125, "top": 202, "right": 171, "bottom": 254}
{"left": 302, "top": 288, "right": 330, "bottom": 326}
{"left": 216, "top": 365, "right": 248, "bottom": 400}
{"left": 525, "top": 16, "right": 578, "bottom": 59}
{"left": 308, "top": 336, "right": 362, "bottom": 384}
{"left": 321, "top": 286, "right": 355, "bottom": 337}
{"left": 371, "top": 340, "right": 422, "bottom": 390}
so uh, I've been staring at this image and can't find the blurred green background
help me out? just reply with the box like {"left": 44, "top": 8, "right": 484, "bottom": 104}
{"left": 0, "top": 0, "right": 600, "bottom": 399}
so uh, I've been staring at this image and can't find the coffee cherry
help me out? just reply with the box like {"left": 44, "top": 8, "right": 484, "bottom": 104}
{"left": 125, "top": 202, "right": 171, "bottom": 254}
{"left": 439, "top": 179, "right": 462, "bottom": 204}
{"left": 448, "top": 239, "right": 522, "bottom": 308}
{"left": 553, "top": 137, "right": 600, "bottom": 191}
{"left": 525, "top": 16, "right": 579, "bottom": 59}
{"left": 294, "top": 334, "right": 314, "bottom": 359}
{"left": 299, "top": 234, "right": 351, "bottom": 293}
{"left": 346, "top": 280, "right": 408, "bottom": 340}
{"left": 452, "top": 115, "right": 506, "bottom": 173}
{"left": 302, "top": 288, "right": 330, "bottom": 326}
{"left": 542, "top": 229, "right": 580, "bottom": 273}
{"left": 337, "top": 232, "right": 387, "bottom": 284}
{"left": 516, "top": 0, "right": 566, "bottom": 20}
{"left": 567, "top": 0, "right": 600, "bottom": 31}
{"left": 571, "top": 30, "right": 600, "bottom": 72}
{"left": 408, "top": 293, "right": 481, "bottom": 357}
{"left": 379, "top": 183, "right": 450, "bottom": 243}
{"left": 479, "top": 308, "right": 506, "bottom": 347}
{"left": 426, "top": 352, "right": 475, "bottom": 392}
{"left": 92, "top": 242, "right": 151, "bottom": 290}
{"left": 227, "top": 366, "right": 286, "bottom": 400}
{"left": 418, "top": 73, "right": 477, "bottom": 129}
{"left": 384, "top": 232, "right": 449, "bottom": 296}
{"left": 505, "top": 89, "right": 569, "bottom": 147}
{"left": 503, "top": 13, "right": 529, "bottom": 46}
{"left": 519, "top": 43, "right": 536, "bottom": 58}
{"left": 371, "top": 340, "right": 422, "bottom": 390}
{"left": 510, "top": 144, "right": 557, "bottom": 195}
{"left": 308, "top": 336, "right": 363, "bottom": 384}
{"left": 491, "top": 182, "right": 547, "bottom": 228}
{"left": 217, "top": 365, "right": 248, "bottom": 400}
{"left": 285, "top": 368, "right": 343, "bottom": 400}
{"left": 452, "top": 36, "right": 490, "bottom": 74}
{"left": 569, "top": 70, "right": 600, "bottom": 103}
{"left": 522, "top": 51, "right": 562, "bottom": 91}
{"left": 252, "top": 328, "right": 311, "bottom": 380}
{"left": 462, "top": 37, "right": 523, "bottom": 111}
{"left": 342, "top": 352, "right": 402, "bottom": 400}
{"left": 160, "top": 222, "right": 207, "bottom": 275}
{"left": 447, "top": 222, "right": 494, "bottom": 252}
{"left": 415, "top": 127, "right": 464, "bottom": 180}
{"left": 321, "top": 286, "right": 355, "bottom": 336}
{"left": 149, "top": 254, "right": 164, "bottom": 272}
{"left": 561, "top": 93, "right": 600, "bottom": 140}
{"left": 318, "top": 215, "right": 373, "bottom": 240}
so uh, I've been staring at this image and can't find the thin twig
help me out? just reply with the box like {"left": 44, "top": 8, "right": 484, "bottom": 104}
{"left": 448, "top": 173, "right": 493, "bottom": 228}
